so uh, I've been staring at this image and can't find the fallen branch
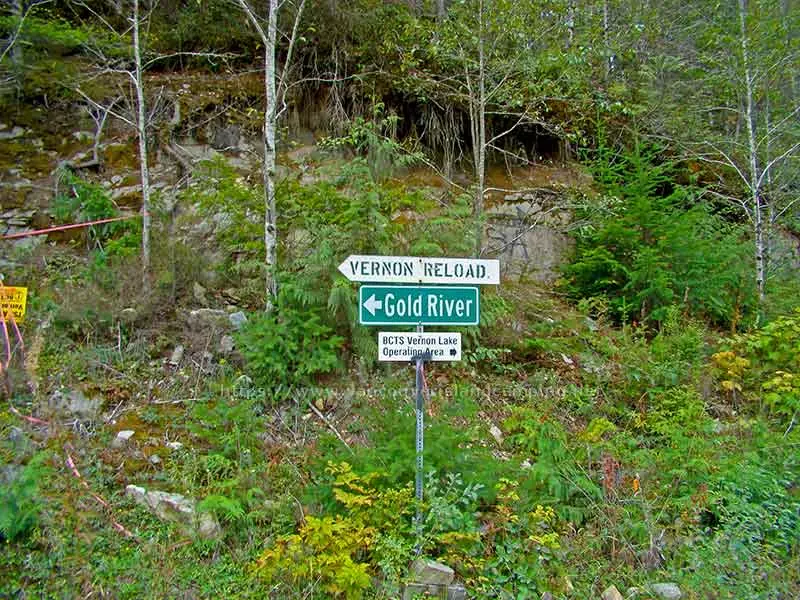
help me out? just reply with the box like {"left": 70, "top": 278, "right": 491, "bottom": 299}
{"left": 64, "top": 444, "right": 136, "bottom": 539}
{"left": 8, "top": 403, "right": 49, "bottom": 426}
{"left": 308, "top": 403, "right": 353, "bottom": 454}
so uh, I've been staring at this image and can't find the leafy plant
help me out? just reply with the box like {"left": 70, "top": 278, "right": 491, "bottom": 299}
{"left": 53, "top": 169, "right": 137, "bottom": 252}
{"left": 235, "top": 303, "right": 344, "bottom": 390}
{"left": 563, "top": 140, "right": 755, "bottom": 327}
{"left": 0, "top": 453, "right": 49, "bottom": 542}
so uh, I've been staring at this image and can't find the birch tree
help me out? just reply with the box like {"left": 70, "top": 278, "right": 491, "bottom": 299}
{"left": 234, "top": 0, "right": 306, "bottom": 307}
{"left": 436, "top": 0, "right": 567, "bottom": 257}
{"left": 131, "top": 0, "right": 152, "bottom": 279}
{"left": 667, "top": 0, "right": 800, "bottom": 303}
{"left": 70, "top": 0, "right": 155, "bottom": 282}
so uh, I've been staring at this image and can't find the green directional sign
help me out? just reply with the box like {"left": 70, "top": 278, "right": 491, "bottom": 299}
{"left": 359, "top": 285, "right": 480, "bottom": 326}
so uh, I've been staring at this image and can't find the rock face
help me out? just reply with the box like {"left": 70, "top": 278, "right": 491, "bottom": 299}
{"left": 485, "top": 189, "right": 573, "bottom": 283}
{"left": 125, "top": 485, "right": 221, "bottom": 539}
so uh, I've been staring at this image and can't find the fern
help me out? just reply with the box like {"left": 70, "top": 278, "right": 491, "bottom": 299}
{"left": 0, "top": 453, "right": 48, "bottom": 542}
{"left": 197, "top": 494, "right": 246, "bottom": 524}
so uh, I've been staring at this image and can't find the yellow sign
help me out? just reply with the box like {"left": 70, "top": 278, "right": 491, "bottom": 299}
{"left": 0, "top": 286, "right": 27, "bottom": 323}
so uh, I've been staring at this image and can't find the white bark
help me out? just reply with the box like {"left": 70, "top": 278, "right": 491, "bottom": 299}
{"left": 471, "top": 0, "right": 486, "bottom": 258}
{"left": 236, "top": 0, "right": 306, "bottom": 307}
{"left": 264, "top": 0, "right": 278, "bottom": 302}
{"left": 739, "top": 0, "right": 765, "bottom": 303}
{"left": 133, "top": 0, "right": 151, "bottom": 281}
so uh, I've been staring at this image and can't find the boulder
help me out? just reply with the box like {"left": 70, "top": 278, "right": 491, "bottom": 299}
{"left": 410, "top": 559, "right": 455, "bottom": 586}
{"left": 125, "top": 485, "right": 221, "bottom": 539}
{"left": 119, "top": 308, "right": 137, "bottom": 323}
{"left": 649, "top": 583, "right": 682, "bottom": 600}
{"left": 169, "top": 345, "right": 185, "bottom": 366}
{"left": 489, "top": 423, "right": 504, "bottom": 446}
{"left": 112, "top": 430, "right": 135, "bottom": 449}
{"left": 402, "top": 584, "right": 465, "bottom": 600}
{"left": 219, "top": 335, "right": 235, "bottom": 355}
{"left": 0, "top": 126, "right": 25, "bottom": 140}
{"left": 182, "top": 308, "right": 229, "bottom": 330}
{"left": 48, "top": 389, "right": 103, "bottom": 420}
{"left": 193, "top": 282, "right": 208, "bottom": 306}
{"left": 228, "top": 311, "right": 248, "bottom": 330}
{"left": 601, "top": 585, "right": 624, "bottom": 600}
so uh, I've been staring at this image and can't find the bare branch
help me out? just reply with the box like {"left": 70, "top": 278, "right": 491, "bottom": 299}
{"left": 276, "top": 0, "right": 307, "bottom": 120}
{"left": 142, "top": 51, "right": 239, "bottom": 70}
{"left": 234, "top": 0, "right": 268, "bottom": 44}
{"left": 756, "top": 142, "right": 800, "bottom": 190}
{"left": 486, "top": 111, "right": 531, "bottom": 147}
{"left": 75, "top": 88, "right": 135, "bottom": 127}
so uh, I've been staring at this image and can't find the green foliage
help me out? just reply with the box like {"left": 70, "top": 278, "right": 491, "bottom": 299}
{"left": 187, "top": 392, "right": 265, "bottom": 462}
{"left": 196, "top": 494, "right": 246, "bottom": 525}
{"left": 471, "top": 481, "right": 562, "bottom": 597}
{"left": 716, "top": 307, "right": 800, "bottom": 420}
{"left": 563, "top": 140, "right": 754, "bottom": 327}
{"left": 504, "top": 410, "right": 602, "bottom": 523}
{"left": 235, "top": 303, "right": 344, "bottom": 390}
{"left": 0, "top": 453, "right": 48, "bottom": 542}
{"left": 149, "top": 0, "right": 260, "bottom": 63}
{"left": 254, "top": 463, "right": 413, "bottom": 598}
{"left": 53, "top": 170, "right": 126, "bottom": 242}
{"left": 0, "top": 13, "right": 88, "bottom": 56}
{"left": 675, "top": 444, "right": 800, "bottom": 596}
{"left": 319, "top": 103, "right": 422, "bottom": 181}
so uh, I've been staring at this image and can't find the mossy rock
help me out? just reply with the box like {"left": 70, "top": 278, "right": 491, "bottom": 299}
{"left": 104, "top": 142, "right": 139, "bottom": 170}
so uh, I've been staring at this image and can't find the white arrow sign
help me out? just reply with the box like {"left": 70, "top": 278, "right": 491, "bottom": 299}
{"left": 378, "top": 332, "right": 461, "bottom": 362}
{"left": 338, "top": 255, "right": 500, "bottom": 285}
{"left": 363, "top": 294, "right": 383, "bottom": 316}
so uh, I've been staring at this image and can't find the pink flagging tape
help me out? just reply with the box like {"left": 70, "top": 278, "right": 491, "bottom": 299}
{"left": 1, "top": 213, "right": 144, "bottom": 240}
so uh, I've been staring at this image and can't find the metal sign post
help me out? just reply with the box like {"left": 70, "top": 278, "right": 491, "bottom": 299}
{"left": 413, "top": 323, "right": 428, "bottom": 552}
{"left": 339, "top": 253, "right": 500, "bottom": 558}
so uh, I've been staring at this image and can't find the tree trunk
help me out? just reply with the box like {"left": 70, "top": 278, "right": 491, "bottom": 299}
{"left": 603, "top": 0, "right": 611, "bottom": 80}
{"left": 264, "top": 0, "right": 278, "bottom": 306}
{"left": 739, "top": 0, "right": 765, "bottom": 303}
{"left": 133, "top": 0, "right": 151, "bottom": 283}
{"left": 472, "top": 0, "right": 486, "bottom": 258}
{"left": 436, "top": 0, "right": 446, "bottom": 21}
{"left": 10, "top": 0, "right": 23, "bottom": 68}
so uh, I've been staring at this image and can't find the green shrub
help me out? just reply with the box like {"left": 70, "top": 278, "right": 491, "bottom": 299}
{"left": 0, "top": 453, "right": 49, "bottom": 542}
{"left": 235, "top": 304, "right": 344, "bottom": 390}
{"left": 53, "top": 169, "right": 139, "bottom": 253}
{"left": 562, "top": 140, "right": 754, "bottom": 328}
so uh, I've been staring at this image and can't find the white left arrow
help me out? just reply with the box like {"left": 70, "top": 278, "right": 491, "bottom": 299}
{"left": 363, "top": 294, "right": 383, "bottom": 316}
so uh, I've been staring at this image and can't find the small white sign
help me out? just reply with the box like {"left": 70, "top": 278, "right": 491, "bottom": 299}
{"left": 378, "top": 331, "right": 462, "bottom": 362}
{"left": 338, "top": 255, "right": 500, "bottom": 285}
